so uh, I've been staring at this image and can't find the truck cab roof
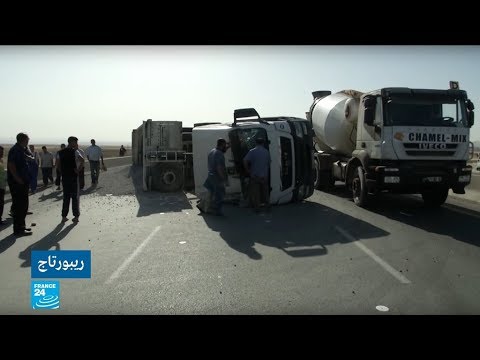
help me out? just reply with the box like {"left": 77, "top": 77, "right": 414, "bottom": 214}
{"left": 377, "top": 87, "right": 468, "bottom": 99}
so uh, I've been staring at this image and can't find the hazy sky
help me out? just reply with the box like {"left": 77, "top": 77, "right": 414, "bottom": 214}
{"left": 1, "top": 45, "right": 480, "bottom": 145}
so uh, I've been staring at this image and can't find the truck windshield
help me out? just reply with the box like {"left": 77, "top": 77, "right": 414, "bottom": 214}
{"left": 229, "top": 127, "right": 269, "bottom": 176}
{"left": 384, "top": 97, "right": 468, "bottom": 127}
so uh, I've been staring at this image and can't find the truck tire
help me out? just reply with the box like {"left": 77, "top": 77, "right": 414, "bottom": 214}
{"left": 155, "top": 165, "right": 184, "bottom": 192}
{"left": 352, "top": 166, "right": 368, "bottom": 207}
{"left": 421, "top": 188, "right": 448, "bottom": 207}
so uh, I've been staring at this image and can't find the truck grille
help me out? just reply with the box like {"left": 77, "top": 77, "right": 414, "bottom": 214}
{"left": 405, "top": 151, "right": 455, "bottom": 156}
{"left": 403, "top": 143, "right": 457, "bottom": 156}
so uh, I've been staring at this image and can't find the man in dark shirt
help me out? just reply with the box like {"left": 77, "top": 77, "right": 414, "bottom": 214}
{"left": 200, "top": 138, "right": 229, "bottom": 216}
{"left": 7, "top": 133, "right": 32, "bottom": 236}
{"left": 243, "top": 137, "right": 271, "bottom": 212}
{"left": 57, "top": 136, "right": 83, "bottom": 223}
{"left": 54, "top": 143, "right": 66, "bottom": 190}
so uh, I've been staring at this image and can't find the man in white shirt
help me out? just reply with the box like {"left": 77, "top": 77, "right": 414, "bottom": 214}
{"left": 85, "top": 139, "right": 104, "bottom": 187}
{"left": 28, "top": 145, "right": 39, "bottom": 194}
{"left": 39, "top": 146, "right": 54, "bottom": 186}
{"left": 76, "top": 146, "right": 86, "bottom": 190}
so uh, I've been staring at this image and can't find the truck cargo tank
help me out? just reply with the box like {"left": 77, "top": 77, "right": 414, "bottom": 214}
{"left": 310, "top": 90, "right": 363, "bottom": 156}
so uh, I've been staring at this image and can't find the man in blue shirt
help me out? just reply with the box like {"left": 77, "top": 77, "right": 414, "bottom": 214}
{"left": 199, "top": 138, "right": 229, "bottom": 216}
{"left": 243, "top": 137, "right": 271, "bottom": 212}
{"left": 7, "top": 133, "right": 32, "bottom": 236}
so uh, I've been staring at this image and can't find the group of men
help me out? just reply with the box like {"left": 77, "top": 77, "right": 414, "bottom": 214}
{"left": 200, "top": 137, "right": 270, "bottom": 216}
{"left": 1, "top": 134, "right": 105, "bottom": 236}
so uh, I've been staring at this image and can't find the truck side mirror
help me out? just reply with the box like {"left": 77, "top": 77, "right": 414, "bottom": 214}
{"left": 467, "top": 110, "right": 474, "bottom": 127}
{"left": 363, "top": 96, "right": 376, "bottom": 126}
{"left": 466, "top": 100, "right": 475, "bottom": 127}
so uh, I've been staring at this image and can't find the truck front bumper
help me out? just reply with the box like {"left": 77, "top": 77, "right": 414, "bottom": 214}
{"left": 366, "top": 162, "right": 472, "bottom": 194}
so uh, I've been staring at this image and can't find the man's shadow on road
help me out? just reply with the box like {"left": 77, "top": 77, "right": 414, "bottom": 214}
{"left": 18, "top": 222, "right": 78, "bottom": 268}
{"left": 0, "top": 233, "right": 16, "bottom": 255}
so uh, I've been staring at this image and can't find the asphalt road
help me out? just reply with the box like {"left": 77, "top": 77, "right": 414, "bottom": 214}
{"left": 1, "top": 161, "right": 480, "bottom": 314}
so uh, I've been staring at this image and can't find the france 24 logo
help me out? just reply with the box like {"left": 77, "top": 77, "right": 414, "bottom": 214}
{"left": 31, "top": 281, "right": 60, "bottom": 310}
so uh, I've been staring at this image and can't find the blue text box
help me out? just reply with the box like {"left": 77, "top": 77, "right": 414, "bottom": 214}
{"left": 31, "top": 250, "right": 91, "bottom": 278}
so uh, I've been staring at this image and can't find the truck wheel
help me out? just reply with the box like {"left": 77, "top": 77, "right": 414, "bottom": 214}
{"left": 421, "top": 188, "right": 448, "bottom": 207}
{"left": 352, "top": 166, "right": 368, "bottom": 207}
{"left": 156, "top": 165, "right": 184, "bottom": 192}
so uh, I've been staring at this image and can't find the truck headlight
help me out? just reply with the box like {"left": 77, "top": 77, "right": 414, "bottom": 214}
{"left": 384, "top": 176, "right": 400, "bottom": 183}
{"left": 458, "top": 175, "right": 471, "bottom": 183}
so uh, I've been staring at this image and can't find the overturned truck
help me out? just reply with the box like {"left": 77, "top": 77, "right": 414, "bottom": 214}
{"left": 132, "top": 109, "right": 315, "bottom": 206}
{"left": 132, "top": 119, "right": 193, "bottom": 192}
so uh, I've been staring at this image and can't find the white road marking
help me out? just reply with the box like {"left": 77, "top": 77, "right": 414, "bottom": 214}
{"left": 399, "top": 211, "right": 413, "bottom": 217}
{"left": 283, "top": 245, "right": 325, "bottom": 251}
{"left": 335, "top": 226, "right": 411, "bottom": 284}
{"left": 106, "top": 226, "right": 161, "bottom": 284}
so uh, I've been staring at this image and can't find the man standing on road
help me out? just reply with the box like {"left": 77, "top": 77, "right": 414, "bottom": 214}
{"left": 7, "top": 133, "right": 32, "bottom": 236}
{"left": 76, "top": 145, "right": 86, "bottom": 190}
{"left": 198, "top": 138, "right": 229, "bottom": 216}
{"left": 27, "top": 145, "right": 39, "bottom": 194}
{"left": 55, "top": 144, "right": 66, "bottom": 190}
{"left": 39, "top": 146, "right": 54, "bottom": 187}
{"left": 243, "top": 137, "right": 271, "bottom": 212}
{"left": 85, "top": 139, "right": 104, "bottom": 187}
{"left": 0, "top": 146, "right": 6, "bottom": 225}
{"left": 57, "top": 136, "right": 82, "bottom": 223}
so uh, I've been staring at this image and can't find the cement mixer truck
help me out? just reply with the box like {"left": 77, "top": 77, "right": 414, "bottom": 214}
{"left": 306, "top": 84, "right": 475, "bottom": 207}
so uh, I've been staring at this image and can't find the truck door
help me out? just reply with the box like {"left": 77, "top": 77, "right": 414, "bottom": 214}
{"left": 359, "top": 96, "right": 385, "bottom": 159}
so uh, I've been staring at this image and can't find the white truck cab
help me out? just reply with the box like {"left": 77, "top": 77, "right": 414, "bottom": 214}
{"left": 193, "top": 108, "right": 314, "bottom": 205}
